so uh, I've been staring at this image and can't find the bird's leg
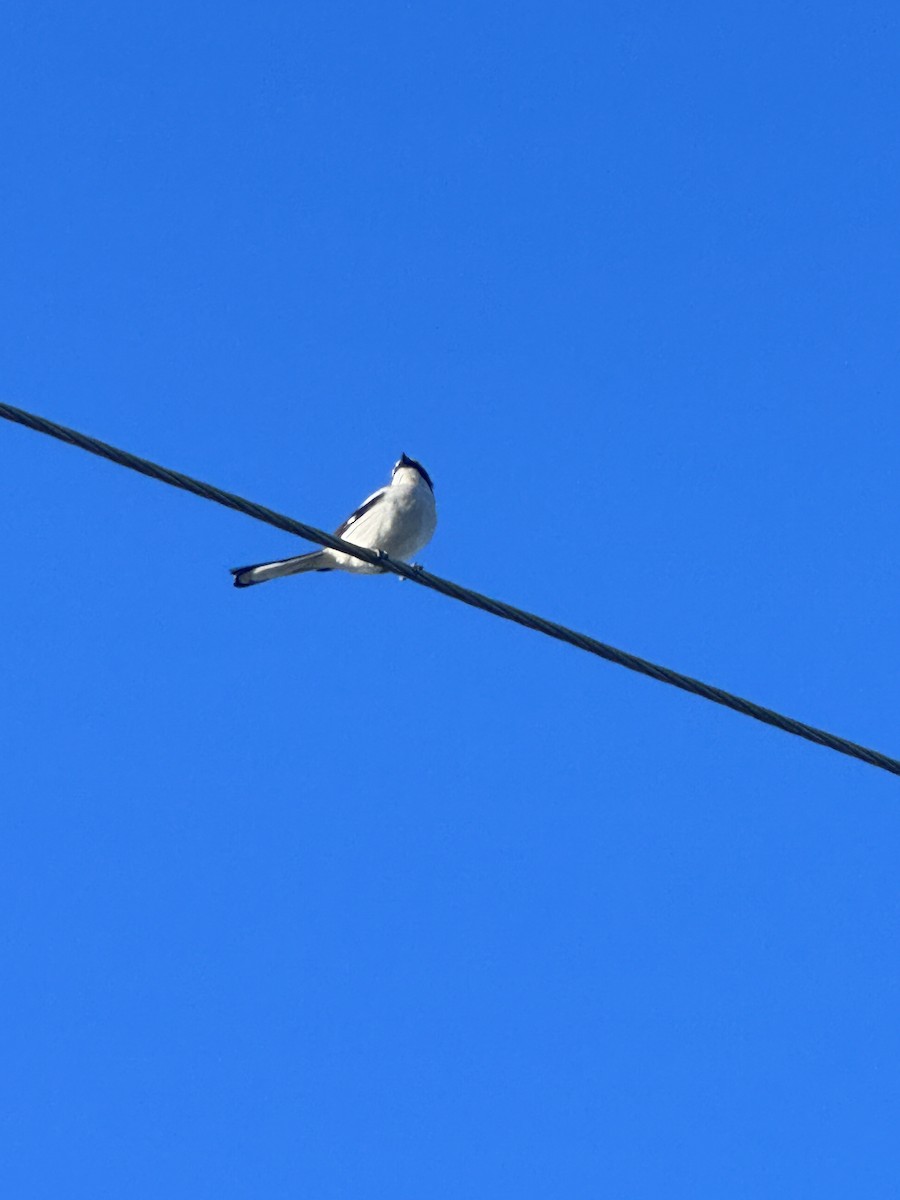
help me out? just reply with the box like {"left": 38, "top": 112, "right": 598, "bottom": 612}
{"left": 397, "top": 562, "right": 424, "bottom": 582}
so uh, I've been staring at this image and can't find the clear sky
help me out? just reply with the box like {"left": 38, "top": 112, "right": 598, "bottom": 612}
{"left": 3, "top": 2, "right": 899, "bottom": 1196}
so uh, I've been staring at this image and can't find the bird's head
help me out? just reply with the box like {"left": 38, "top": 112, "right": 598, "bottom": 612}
{"left": 392, "top": 453, "right": 434, "bottom": 492}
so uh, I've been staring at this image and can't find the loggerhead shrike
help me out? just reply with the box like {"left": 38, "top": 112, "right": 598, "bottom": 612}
{"left": 231, "top": 453, "right": 437, "bottom": 588}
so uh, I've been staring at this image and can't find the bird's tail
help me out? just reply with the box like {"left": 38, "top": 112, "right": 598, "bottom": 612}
{"left": 231, "top": 550, "right": 331, "bottom": 588}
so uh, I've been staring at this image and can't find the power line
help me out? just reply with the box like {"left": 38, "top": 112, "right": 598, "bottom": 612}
{"left": 2, "top": 399, "right": 897, "bottom": 779}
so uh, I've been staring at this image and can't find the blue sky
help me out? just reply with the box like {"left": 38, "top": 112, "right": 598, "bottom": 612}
{"left": 3, "top": 2, "right": 899, "bottom": 1196}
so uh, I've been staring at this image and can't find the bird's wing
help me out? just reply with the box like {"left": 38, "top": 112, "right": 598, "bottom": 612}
{"left": 334, "top": 486, "right": 388, "bottom": 538}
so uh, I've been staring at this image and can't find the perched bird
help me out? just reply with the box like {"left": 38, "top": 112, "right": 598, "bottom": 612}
{"left": 231, "top": 454, "right": 436, "bottom": 588}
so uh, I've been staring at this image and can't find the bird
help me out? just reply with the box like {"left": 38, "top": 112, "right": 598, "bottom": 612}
{"left": 231, "top": 454, "right": 437, "bottom": 588}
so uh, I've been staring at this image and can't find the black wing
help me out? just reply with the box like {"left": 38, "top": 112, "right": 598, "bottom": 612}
{"left": 334, "top": 489, "right": 386, "bottom": 537}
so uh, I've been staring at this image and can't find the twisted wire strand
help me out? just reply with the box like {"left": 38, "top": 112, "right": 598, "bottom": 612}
{"left": 2, "top": 400, "right": 897, "bottom": 778}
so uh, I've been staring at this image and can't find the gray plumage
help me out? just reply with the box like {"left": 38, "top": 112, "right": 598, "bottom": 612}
{"left": 231, "top": 454, "right": 436, "bottom": 588}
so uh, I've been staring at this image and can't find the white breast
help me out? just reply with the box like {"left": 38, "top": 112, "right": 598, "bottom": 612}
{"left": 333, "top": 478, "right": 436, "bottom": 571}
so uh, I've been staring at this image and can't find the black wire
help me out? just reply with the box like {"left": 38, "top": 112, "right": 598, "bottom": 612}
{"left": 2, "top": 400, "right": 897, "bottom": 778}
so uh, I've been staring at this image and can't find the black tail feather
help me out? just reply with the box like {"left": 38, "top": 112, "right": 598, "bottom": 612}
{"left": 230, "top": 551, "right": 331, "bottom": 588}
{"left": 230, "top": 564, "right": 263, "bottom": 588}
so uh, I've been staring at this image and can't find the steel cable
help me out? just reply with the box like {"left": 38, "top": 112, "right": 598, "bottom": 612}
{"left": 2, "top": 400, "right": 897, "bottom": 778}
